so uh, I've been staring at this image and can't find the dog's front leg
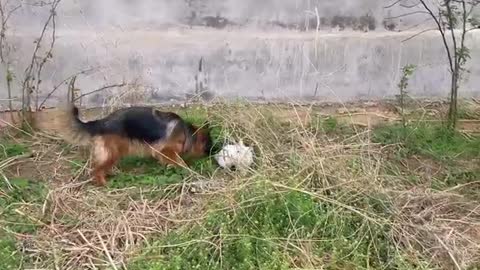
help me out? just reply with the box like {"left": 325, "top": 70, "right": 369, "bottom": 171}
{"left": 156, "top": 148, "right": 188, "bottom": 168}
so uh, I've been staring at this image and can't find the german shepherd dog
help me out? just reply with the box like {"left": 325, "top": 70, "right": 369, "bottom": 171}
{"left": 59, "top": 104, "right": 214, "bottom": 186}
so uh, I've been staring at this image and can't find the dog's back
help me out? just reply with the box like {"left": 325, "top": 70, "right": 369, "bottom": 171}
{"left": 91, "top": 107, "right": 182, "bottom": 143}
{"left": 59, "top": 106, "right": 184, "bottom": 145}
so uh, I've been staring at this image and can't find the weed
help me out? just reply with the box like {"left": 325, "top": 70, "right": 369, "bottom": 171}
{"left": 0, "top": 141, "right": 29, "bottom": 160}
{"left": 456, "top": 101, "right": 480, "bottom": 120}
{"left": 323, "top": 116, "right": 339, "bottom": 133}
{"left": 435, "top": 167, "right": 480, "bottom": 194}
{"left": 309, "top": 115, "right": 356, "bottom": 137}
{"left": 372, "top": 123, "right": 480, "bottom": 161}
{"left": 108, "top": 155, "right": 217, "bottom": 189}
{"left": 129, "top": 184, "right": 398, "bottom": 270}
{"left": 0, "top": 177, "right": 46, "bottom": 269}
{"left": 0, "top": 177, "right": 47, "bottom": 234}
{"left": 108, "top": 157, "right": 186, "bottom": 189}
{"left": 69, "top": 159, "right": 87, "bottom": 175}
{"left": 0, "top": 237, "right": 22, "bottom": 270}
{"left": 397, "top": 64, "right": 416, "bottom": 131}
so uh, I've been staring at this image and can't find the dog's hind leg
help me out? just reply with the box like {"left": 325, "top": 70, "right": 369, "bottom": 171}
{"left": 91, "top": 136, "right": 122, "bottom": 186}
{"left": 93, "top": 158, "right": 117, "bottom": 186}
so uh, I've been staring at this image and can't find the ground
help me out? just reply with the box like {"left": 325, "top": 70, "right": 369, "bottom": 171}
{"left": 1, "top": 100, "right": 480, "bottom": 270}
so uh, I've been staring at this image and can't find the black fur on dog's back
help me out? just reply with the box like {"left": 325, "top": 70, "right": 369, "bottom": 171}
{"left": 64, "top": 105, "right": 213, "bottom": 155}
{"left": 75, "top": 106, "right": 177, "bottom": 143}
{"left": 71, "top": 106, "right": 182, "bottom": 142}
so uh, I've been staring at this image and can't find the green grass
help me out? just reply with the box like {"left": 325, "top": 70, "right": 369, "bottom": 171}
{"left": 0, "top": 138, "right": 45, "bottom": 269}
{"left": 310, "top": 115, "right": 340, "bottom": 133}
{"left": 128, "top": 183, "right": 402, "bottom": 270}
{"left": 0, "top": 141, "right": 29, "bottom": 160}
{"left": 0, "top": 177, "right": 47, "bottom": 234}
{"left": 373, "top": 123, "right": 480, "bottom": 192}
{"left": 0, "top": 177, "right": 47, "bottom": 269}
{"left": 309, "top": 115, "right": 357, "bottom": 138}
{"left": 109, "top": 156, "right": 193, "bottom": 189}
{"left": 372, "top": 123, "right": 480, "bottom": 161}
{"left": 108, "top": 148, "right": 219, "bottom": 190}
{"left": 0, "top": 237, "right": 22, "bottom": 270}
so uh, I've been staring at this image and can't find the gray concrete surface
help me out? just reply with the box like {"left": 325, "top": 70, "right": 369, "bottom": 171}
{"left": 0, "top": 0, "right": 479, "bottom": 110}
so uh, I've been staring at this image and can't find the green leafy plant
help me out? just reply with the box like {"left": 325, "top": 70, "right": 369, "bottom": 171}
{"left": 397, "top": 64, "right": 416, "bottom": 135}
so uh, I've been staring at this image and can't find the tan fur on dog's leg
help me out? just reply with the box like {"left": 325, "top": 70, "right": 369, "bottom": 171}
{"left": 91, "top": 136, "right": 123, "bottom": 186}
{"left": 158, "top": 148, "right": 187, "bottom": 168}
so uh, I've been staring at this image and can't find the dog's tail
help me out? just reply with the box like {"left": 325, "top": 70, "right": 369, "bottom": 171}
{"left": 57, "top": 102, "right": 103, "bottom": 146}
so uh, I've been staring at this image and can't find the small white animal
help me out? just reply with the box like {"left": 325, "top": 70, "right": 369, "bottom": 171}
{"left": 214, "top": 140, "right": 254, "bottom": 171}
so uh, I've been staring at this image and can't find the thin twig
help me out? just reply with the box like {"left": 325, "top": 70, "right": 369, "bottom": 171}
{"left": 384, "top": 0, "right": 403, "bottom": 9}
{"left": 402, "top": 28, "right": 437, "bottom": 42}
{"left": 21, "top": 0, "right": 62, "bottom": 119}
{"left": 96, "top": 231, "right": 119, "bottom": 270}
{"left": 418, "top": 0, "right": 455, "bottom": 73}
{"left": 434, "top": 234, "right": 462, "bottom": 270}
{"left": 34, "top": 0, "right": 58, "bottom": 110}
{"left": 74, "top": 82, "right": 127, "bottom": 102}
{"left": 38, "top": 67, "right": 96, "bottom": 109}
{"left": 0, "top": 2, "right": 21, "bottom": 62}
{"left": 384, "top": 11, "right": 430, "bottom": 20}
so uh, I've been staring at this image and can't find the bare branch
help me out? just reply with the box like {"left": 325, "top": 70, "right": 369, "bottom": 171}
{"left": 34, "top": 0, "right": 58, "bottom": 110}
{"left": 38, "top": 67, "right": 97, "bottom": 109}
{"left": 0, "top": 1, "right": 22, "bottom": 115}
{"left": 384, "top": 11, "right": 431, "bottom": 20}
{"left": 384, "top": 0, "right": 403, "bottom": 9}
{"left": 418, "top": 0, "right": 455, "bottom": 73}
{"left": 402, "top": 17, "right": 434, "bottom": 31}
{"left": 401, "top": 28, "right": 438, "bottom": 42}
{"left": 74, "top": 82, "right": 127, "bottom": 102}
{"left": 0, "top": 2, "right": 21, "bottom": 63}
{"left": 400, "top": 2, "right": 422, "bottom": 8}
{"left": 384, "top": 0, "right": 422, "bottom": 9}
{"left": 445, "top": 2, "right": 458, "bottom": 66}
{"left": 21, "top": 0, "right": 62, "bottom": 116}
{"left": 460, "top": 1, "right": 469, "bottom": 56}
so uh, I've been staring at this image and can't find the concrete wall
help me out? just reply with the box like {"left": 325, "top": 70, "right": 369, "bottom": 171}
{"left": 1, "top": 0, "right": 479, "bottom": 110}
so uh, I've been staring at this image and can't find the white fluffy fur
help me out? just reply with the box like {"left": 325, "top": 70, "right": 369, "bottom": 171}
{"left": 214, "top": 140, "right": 254, "bottom": 171}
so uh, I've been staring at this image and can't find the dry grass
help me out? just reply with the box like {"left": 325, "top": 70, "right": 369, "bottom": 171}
{"left": 1, "top": 102, "right": 480, "bottom": 269}
{"left": 393, "top": 188, "right": 480, "bottom": 270}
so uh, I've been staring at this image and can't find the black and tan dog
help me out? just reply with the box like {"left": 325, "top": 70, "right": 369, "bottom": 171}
{"left": 58, "top": 104, "right": 214, "bottom": 186}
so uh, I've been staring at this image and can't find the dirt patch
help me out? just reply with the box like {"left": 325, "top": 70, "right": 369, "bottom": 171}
{"left": 1, "top": 100, "right": 479, "bottom": 134}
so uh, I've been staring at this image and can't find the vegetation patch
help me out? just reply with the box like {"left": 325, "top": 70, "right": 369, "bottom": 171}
{"left": 372, "top": 123, "right": 480, "bottom": 161}
{"left": 0, "top": 103, "right": 479, "bottom": 269}
{"left": 129, "top": 185, "right": 397, "bottom": 270}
